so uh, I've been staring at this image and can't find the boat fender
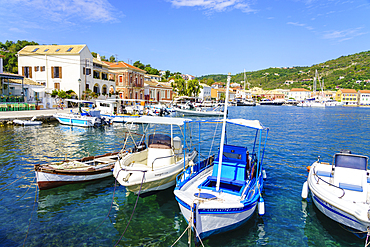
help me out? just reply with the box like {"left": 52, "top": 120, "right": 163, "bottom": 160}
{"left": 262, "top": 169, "right": 267, "bottom": 180}
{"left": 258, "top": 197, "right": 265, "bottom": 215}
{"left": 301, "top": 181, "right": 308, "bottom": 199}
{"left": 306, "top": 166, "right": 311, "bottom": 172}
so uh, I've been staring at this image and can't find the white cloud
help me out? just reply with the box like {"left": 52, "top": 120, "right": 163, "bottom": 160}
{"left": 10, "top": 0, "right": 120, "bottom": 23}
{"left": 322, "top": 27, "right": 367, "bottom": 41}
{"left": 287, "top": 21, "right": 315, "bottom": 31}
{"left": 169, "top": 0, "right": 255, "bottom": 13}
{"left": 287, "top": 22, "right": 305, "bottom": 27}
{"left": 8, "top": 27, "right": 27, "bottom": 33}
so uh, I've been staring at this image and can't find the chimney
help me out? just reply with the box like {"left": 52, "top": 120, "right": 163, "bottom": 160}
{"left": 0, "top": 54, "right": 4, "bottom": 73}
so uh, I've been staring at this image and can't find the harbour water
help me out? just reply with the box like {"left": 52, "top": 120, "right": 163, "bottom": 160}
{"left": 1, "top": 106, "right": 370, "bottom": 246}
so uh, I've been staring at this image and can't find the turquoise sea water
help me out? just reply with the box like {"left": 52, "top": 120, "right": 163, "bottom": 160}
{"left": 1, "top": 106, "right": 370, "bottom": 246}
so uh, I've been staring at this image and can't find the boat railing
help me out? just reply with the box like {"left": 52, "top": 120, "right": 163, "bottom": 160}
{"left": 312, "top": 166, "right": 345, "bottom": 198}
{"left": 176, "top": 156, "right": 214, "bottom": 188}
{"left": 151, "top": 154, "right": 177, "bottom": 171}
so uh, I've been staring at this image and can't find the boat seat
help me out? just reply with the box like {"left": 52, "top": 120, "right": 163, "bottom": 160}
{"left": 94, "top": 157, "right": 117, "bottom": 163}
{"left": 339, "top": 183, "right": 363, "bottom": 192}
{"left": 207, "top": 176, "right": 246, "bottom": 187}
{"left": 316, "top": 170, "right": 332, "bottom": 177}
{"left": 212, "top": 160, "right": 247, "bottom": 181}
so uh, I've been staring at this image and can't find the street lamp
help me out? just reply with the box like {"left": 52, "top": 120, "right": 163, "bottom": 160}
{"left": 78, "top": 78, "right": 81, "bottom": 100}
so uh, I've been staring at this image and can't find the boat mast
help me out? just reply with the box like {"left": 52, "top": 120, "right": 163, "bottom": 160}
{"left": 216, "top": 73, "right": 231, "bottom": 192}
{"left": 244, "top": 69, "right": 246, "bottom": 90}
{"left": 313, "top": 69, "right": 318, "bottom": 98}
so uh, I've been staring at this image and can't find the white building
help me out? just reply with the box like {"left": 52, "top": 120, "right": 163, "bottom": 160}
{"left": 17, "top": 44, "right": 116, "bottom": 107}
{"left": 358, "top": 90, "right": 370, "bottom": 106}
{"left": 198, "top": 83, "right": 211, "bottom": 101}
{"left": 287, "top": 88, "right": 312, "bottom": 100}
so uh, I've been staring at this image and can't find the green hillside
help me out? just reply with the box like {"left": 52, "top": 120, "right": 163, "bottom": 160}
{"left": 197, "top": 50, "right": 370, "bottom": 91}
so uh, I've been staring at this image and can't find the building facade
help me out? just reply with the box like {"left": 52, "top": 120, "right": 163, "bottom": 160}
{"left": 104, "top": 61, "right": 146, "bottom": 100}
{"left": 287, "top": 88, "right": 311, "bottom": 100}
{"left": 198, "top": 83, "right": 211, "bottom": 101}
{"left": 358, "top": 90, "right": 370, "bottom": 106}
{"left": 144, "top": 80, "right": 173, "bottom": 102}
{"left": 336, "top": 89, "right": 358, "bottom": 105}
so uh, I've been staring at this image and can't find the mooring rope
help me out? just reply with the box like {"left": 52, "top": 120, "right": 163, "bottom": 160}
{"left": 366, "top": 229, "right": 370, "bottom": 247}
{"left": 170, "top": 201, "right": 205, "bottom": 247}
{"left": 17, "top": 175, "right": 36, "bottom": 201}
{"left": 114, "top": 171, "right": 145, "bottom": 247}
{"left": 23, "top": 175, "right": 38, "bottom": 247}
{"left": 0, "top": 169, "right": 33, "bottom": 190}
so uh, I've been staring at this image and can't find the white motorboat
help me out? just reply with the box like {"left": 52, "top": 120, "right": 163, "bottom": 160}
{"left": 113, "top": 116, "right": 198, "bottom": 195}
{"left": 53, "top": 100, "right": 111, "bottom": 127}
{"left": 174, "top": 106, "right": 224, "bottom": 117}
{"left": 259, "top": 99, "right": 284, "bottom": 105}
{"left": 96, "top": 99, "right": 144, "bottom": 123}
{"left": 174, "top": 73, "right": 270, "bottom": 242}
{"left": 302, "top": 150, "right": 370, "bottom": 238}
{"left": 35, "top": 151, "right": 120, "bottom": 190}
{"left": 13, "top": 116, "right": 42, "bottom": 126}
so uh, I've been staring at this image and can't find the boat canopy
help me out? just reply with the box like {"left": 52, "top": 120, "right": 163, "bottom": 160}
{"left": 106, "top": 99, "right": 146, "bottom": 102}
{"left": 65, "top": 99, "right": 94, "bottom": 104}
{"left": 195, "top": 119, "right": 267, "bottom": 130}
{"left": 125, "top": 116, "right": 192, "bottom": 126}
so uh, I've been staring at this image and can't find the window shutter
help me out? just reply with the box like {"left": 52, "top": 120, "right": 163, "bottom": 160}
{"left": 22, "top": 67, "right": 25, "bottom": 76}
{"left": 34, "top": 66, "right": 37, "bottom": 72}
{"left": 59, "top": 67, "right": 62, "bottom": 79}
{"left": 29, "top": 67, "right": 32, "bottom": 78}
{"left": 83, "top": 67, "right": 85, "bottom": 75}
{"left": 51, "top": 66, "right": 54, "bottom": 78}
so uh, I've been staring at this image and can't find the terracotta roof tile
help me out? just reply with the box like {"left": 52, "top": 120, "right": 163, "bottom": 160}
{"left": 340, "top": 89, "right": 357, "bottom": 93}
{"left": 103, "top": 61, "right": 146, "bottom": 73}
{"left": 290, "top": 88, "right": 311, "bottom": 92}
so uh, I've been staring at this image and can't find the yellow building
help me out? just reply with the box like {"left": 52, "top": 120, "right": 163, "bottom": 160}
{"left": 336, "top": 89, "right": 358, "bottom": 105}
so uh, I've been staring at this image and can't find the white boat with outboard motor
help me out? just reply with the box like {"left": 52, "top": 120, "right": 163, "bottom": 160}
{"left": 13, "top": 116, "right": 42, "bottom": 126}
{"left": 302, "top": 150, "right": 370, "bottom": 241}
{"left": 174, "top": 106, "right": 224, "bottom": 117}
{"left": 174, "top": 73, "right": 270, "bottom": 242}
{"left": 53, "top": 99, "right": 111, "bottom": 127}
{"left": 96, "top": 99, "right": 144, "bottom": 123}
{"left": 113, "top": 116, "right": 198, "bottom": 195}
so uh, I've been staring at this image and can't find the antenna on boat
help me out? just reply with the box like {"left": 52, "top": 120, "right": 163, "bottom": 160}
{"left": 216, "top": 73, "right": 231, "bottom": 192}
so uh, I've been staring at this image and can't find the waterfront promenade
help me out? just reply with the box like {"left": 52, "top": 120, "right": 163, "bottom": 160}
{"left": 0, "top": 108, "right": 72, "bottom": 122}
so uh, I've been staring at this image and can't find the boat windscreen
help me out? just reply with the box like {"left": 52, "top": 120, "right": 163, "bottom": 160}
{"left": 334, "top": 154, "right": 368, "bottom": 170}
{"left": 148, "top": 134, "right": 171, "bottom": 149}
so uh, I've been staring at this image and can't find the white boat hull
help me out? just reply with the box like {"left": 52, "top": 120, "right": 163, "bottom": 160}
{"left": 175, "top": 166, "right": 261, "bottom": 240}
{"left": 114, "top": 150, "right": 197, "bottom": 195}
{"left": 36, "top": 170, "right": 112, "bottom": 189}
{"left": 306, "top": 158, "right": 370, "bottom": 232}
{"left": 177, "top": 196, "right": 256, "bottom": 239}
{"left": 175, "top": 108, "right": 223, "bottom": 117}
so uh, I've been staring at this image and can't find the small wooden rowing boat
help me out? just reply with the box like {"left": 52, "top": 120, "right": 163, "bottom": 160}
{"left": 35, "top": 152, "right": 120, "bottom": 190}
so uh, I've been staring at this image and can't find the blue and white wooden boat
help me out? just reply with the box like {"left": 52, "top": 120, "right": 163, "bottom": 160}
{"left": 174, "top": 73, "right": 269, "bottom": 242}
{"left": 302, "top": 150, "right": 370, "bottom": 237}
{"left": 53, "top": 100, "right": 111, "bottom": 127}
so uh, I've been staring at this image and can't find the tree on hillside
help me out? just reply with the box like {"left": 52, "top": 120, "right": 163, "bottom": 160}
{"left": 0, "top": 40, "right": 38, "bottom": 73}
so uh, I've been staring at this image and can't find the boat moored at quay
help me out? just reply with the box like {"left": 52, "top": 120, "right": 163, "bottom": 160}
{"left": 302, "top": 150, "right": 370, "bottom": 244}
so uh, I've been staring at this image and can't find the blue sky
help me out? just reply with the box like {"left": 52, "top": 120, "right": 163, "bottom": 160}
{"left": 0, "top": 0, "right": 369, "bottom": 76}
